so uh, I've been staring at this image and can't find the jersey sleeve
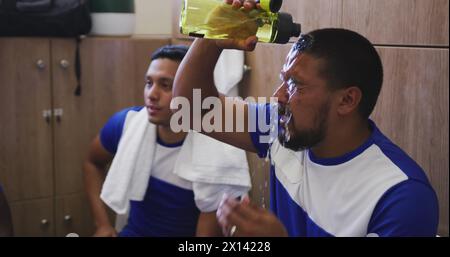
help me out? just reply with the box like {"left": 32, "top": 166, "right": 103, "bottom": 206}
{"left": 367, "top": 179, "right": 439, "bottom": 237}
{"left": 99, "top": 106, "right": 142, "bottom": 154}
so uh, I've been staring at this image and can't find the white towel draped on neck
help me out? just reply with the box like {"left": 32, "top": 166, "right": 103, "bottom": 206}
{"left": 100, "top": 108, "right": 251, "bottom": 215}
{"left": 100, "top": 109, "right": 156, "bottom": 214}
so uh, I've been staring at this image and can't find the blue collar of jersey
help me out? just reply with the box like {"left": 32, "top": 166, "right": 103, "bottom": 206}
{"left": 308, "top": 119, "right": 380, "bottom": 166}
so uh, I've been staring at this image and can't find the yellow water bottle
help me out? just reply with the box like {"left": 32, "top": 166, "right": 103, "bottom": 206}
{"left": 179, "top": 0, "right": 301, "bottom": 44}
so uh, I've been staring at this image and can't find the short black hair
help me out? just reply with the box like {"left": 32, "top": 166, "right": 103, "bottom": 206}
{"left": 151, "top": 45, "right": 189, "bottom": 62}
{"left": 295, "top": 28, "right": 383, "bottom": 118}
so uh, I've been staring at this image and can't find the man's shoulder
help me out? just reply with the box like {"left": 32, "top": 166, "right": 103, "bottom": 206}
{"left": 106, "top": 106, "right": 144, "bottom": 129}
{"left": 371, "top": 127, "right": 430, "bottom": 184}
{"left": 113, "top": 106, "right": 144, "bottom": 120}
{"left": 368, "top": 176, "right": 439, "bottom": 236}
{"left": 100, "top": 106, "right": 144, "bottom": 154}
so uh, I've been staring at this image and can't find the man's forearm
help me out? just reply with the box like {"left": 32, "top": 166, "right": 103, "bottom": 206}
{"left": 174, "top": 39, "right": 223, "bottom": 102}
{"left": 83, "top": 162, "right": 113, "bottom": 228}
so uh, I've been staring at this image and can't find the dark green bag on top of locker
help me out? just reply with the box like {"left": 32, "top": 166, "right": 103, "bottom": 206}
{"left": 0, "top": 0, "right": 91, "bottom": 37}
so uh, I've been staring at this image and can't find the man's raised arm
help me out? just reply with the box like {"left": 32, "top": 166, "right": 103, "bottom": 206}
{"left": 173, "top": 36, "right": 260, "bottom": 152}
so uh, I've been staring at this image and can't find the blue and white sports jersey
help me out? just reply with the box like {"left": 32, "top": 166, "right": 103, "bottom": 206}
{"left": 249, "top": 103, "right": 439, "bottom": 237}
{"left": 100, "top": 107, "right": 249, "bottom": 236}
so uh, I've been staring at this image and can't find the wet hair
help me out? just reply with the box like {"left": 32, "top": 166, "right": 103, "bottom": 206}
{"left": 294, "top": 28, "right": 383, "bottom": 118}
{"left": 151, "top": 45, "right": 189, "bottom": 62}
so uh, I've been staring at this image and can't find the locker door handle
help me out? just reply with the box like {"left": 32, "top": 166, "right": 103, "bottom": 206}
{"left": 60, "top": 59, "right": 70, "bottom": 69}
{"left": 42, "top": 110, "right": 52, "bottom": 123}
{"left": 40, "top": 219, "right": 49, "bottom": 226}
{"left": 53, "top": 108, "right": 63, "bottom": 123}
{"left": 64, "top": 215, "right": 72, "bottom": 222}
{"left": 36, "top": 59, "right": 46, "bottom": 70}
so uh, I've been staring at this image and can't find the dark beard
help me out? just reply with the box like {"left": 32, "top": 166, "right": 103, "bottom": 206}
{"left": 278, "top": 102, "right": 330, "bottom": 151}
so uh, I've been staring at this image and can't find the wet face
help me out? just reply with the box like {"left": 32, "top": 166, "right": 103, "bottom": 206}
{"left": 273, "top": 47, "right": 333, "bottom": 151}
{"left": 144, "top": 58, "right": 180, "bottom": 126}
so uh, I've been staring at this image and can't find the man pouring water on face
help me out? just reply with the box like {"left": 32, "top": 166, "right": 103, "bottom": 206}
{"left": 173, "top": 0, "right": 439, "bottom": 237}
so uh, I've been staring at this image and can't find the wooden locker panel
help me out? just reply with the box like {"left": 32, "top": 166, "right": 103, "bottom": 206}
{"left": 10, "top": 198, "right": 54, "bottom": 237}
{"left": 372, "top": 47, "right": 449, "bottom": 236}
{"left": 55, "top": 193, "right": 94, "bottom": 237}
{"left": 342, "top": 0, "right": 449, "bottom": 46}
{"left": 81, "top": 37, "right": 136, "bottom": 132}
{"left": 51, "top": 39, "right": 95, "bottom": 196}
{"left": 281, "top": 0, "right": 343, "bottom": 39}
{"left": 0, "top": 38, "right": 54, "bottom": 201}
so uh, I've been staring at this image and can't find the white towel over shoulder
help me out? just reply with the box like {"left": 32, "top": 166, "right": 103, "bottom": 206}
{"left": 100, "top": 108, "right": 156, "bottom": 214}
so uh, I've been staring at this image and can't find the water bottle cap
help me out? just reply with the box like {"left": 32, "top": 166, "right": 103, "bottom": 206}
{"left": 258, "top": 0, "right": 283, "bottom": 13}
{"left": 274, "top": 12, "right": 301, "bottom": 44}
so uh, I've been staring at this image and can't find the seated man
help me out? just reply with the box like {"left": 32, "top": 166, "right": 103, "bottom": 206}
{"left": 83, "top": 45, "right": 250, "bottom": 237}
{"left": 173, "top": 0, "right": 439, "bottom": 237}
{"left": 0, "top": 184, "right": 13, "bottom": 237}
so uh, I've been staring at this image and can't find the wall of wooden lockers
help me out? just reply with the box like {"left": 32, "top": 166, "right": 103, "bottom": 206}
{"left": 0, "top": 37, "right": 171, "bottom": 236}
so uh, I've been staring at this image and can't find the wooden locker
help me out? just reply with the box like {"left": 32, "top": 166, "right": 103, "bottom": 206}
{"left": 342, "top": 0, "right": 449, "bottom": 46}
{"left": 10, "top": 198, "right": 54, "bottom": 237}
{"left": 52, "top": 39, "right": 95, "bottom": 196}
{"left": 281, "top": 0, "right": 343, "bottom": 39}
{"left": 55, "top": 193, "right": 94, "bottom": 237}
{"left": 373, "top": 47, "right": 449, "bottom": 236}
{"left": 0, "top": 38, "right": 54, "bottom": 202}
